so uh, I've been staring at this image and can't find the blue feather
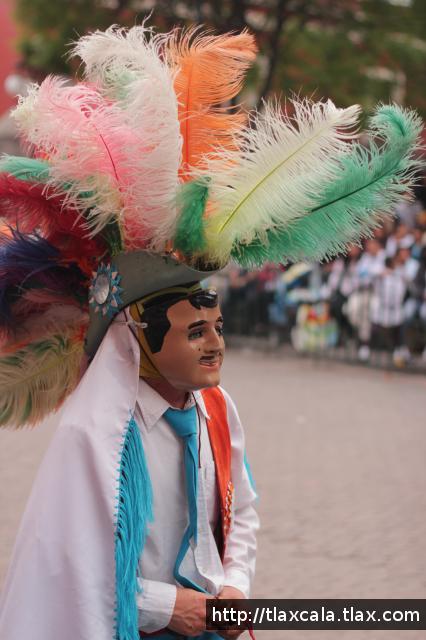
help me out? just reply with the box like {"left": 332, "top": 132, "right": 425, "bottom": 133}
{"left": 0, "top": 229, "right": 86, "bottom": 326}
{"left": 0, "top": 230, "right": 59, "bottom": 325}
{"left": 0, "top": 228, "right": 60, "bottom": 286}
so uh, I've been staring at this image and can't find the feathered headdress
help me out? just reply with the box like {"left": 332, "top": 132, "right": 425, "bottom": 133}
{"left": 0, "top": 24, "right": 423, "bottom": 428}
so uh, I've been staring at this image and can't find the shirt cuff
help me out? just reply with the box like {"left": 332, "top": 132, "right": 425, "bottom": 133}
{"left": 223, "top": 568, "right": 250, "bottom": 598}
{"left": 136, "top": 579, "right": 177, "bottom": 633}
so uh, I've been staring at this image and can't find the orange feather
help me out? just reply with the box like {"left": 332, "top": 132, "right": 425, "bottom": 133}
{"left": 165, "top": 28, "right": 257, "bottom": 179}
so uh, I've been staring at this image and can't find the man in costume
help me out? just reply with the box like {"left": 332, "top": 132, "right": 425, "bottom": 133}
{"left": 0, "top": 23, "right": 422, "bottom": 640}
{"left": 124, "top": 281, "right": 259, "bottom": 638}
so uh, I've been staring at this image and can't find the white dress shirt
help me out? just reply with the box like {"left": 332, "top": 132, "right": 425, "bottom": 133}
{"left": 370, "top": 271, "right": 407, "bottom": 327}
{"left": 135, "top": 379, "right": 259, "bottom": 633}
{"left": 356, "top": 251, "right": 386, "bottom": 284}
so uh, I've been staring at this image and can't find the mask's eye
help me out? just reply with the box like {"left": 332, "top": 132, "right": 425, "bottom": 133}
{"left": 216, "top": 324, "right": 224, "bottom": 336}
{"left": 188, "top": 329, "right": 203, "bottom": 340}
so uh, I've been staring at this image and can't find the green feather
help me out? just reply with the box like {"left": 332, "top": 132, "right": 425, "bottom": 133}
{"left": 0, "top": 155, "right": 94, "bottom": 198}
{"left": 0, "top": 155, "right": 50, "bottom": 182}
{"left": 101, "top": 220, "right": 124, "bottom": 255}
{"left": 232, "top": 105, "right": 424, "bottom": 267}
{"left": 173, "top": 179, "right": 209, "bottom": 257}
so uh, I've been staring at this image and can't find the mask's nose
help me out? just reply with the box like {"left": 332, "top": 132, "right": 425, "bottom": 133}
{"left": 204, "top": 327, "right": 224, "bottom": 353}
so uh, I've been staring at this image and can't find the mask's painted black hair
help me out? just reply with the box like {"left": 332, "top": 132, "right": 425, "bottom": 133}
{"left": 135, "top": 283, "right": 218, "bottom": 353}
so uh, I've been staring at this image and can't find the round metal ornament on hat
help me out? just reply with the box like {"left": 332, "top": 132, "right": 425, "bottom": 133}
{"left": 85, "top": 251, "right": 219, "bottom": 359}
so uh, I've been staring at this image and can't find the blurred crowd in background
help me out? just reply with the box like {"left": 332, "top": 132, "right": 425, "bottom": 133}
{"left": 1, "top": 1, "right": 425, "bottom": 372}
{"left": 209, "top": 181, "right": 426, "bottom": 369}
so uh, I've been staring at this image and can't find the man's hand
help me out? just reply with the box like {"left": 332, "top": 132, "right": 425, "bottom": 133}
{"left": 219, "top": 586, "right": 245, "bottom": 600}
{"left": 218, "top": 586, "right": 246, "bottom": 640}
{"left": 168, "top": 587, "right": 210, "bottom": 637}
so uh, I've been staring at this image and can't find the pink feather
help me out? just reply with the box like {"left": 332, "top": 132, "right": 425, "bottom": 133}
{"left": 10, "top": 291, "right": 84, "bottom": 324}
{"left": 13, "top": 77, "right": 149, "bottom": 238}
{"left": 19, "top": 290, "right": 84, "bottom": 307}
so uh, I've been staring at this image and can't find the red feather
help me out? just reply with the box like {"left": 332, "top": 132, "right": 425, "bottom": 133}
{"left": 0, "top": 174, "right": 58, "bottom": 233}
{"left": 0, "top": 174, "right": 105, "bottom": 274}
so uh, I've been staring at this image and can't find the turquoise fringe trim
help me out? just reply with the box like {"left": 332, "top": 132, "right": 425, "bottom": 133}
{"left": 244, "top": 450, "right": 257, "bottom": 496}
{"left": 114, "top": 416, "right": 153, "bottom": 640}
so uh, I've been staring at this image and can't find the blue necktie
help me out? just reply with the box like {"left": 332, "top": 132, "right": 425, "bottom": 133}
{"left": 164, "top": 405, "right": 207, "bottom": 592}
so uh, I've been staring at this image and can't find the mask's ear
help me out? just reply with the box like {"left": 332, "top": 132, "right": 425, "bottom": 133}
{"left": 127, "top": 304, "right": 163, "bottom": 379}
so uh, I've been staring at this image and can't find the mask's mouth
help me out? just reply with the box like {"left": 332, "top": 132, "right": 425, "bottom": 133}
{"left": 199, "top": 353, "right": 222, "bottom": 367}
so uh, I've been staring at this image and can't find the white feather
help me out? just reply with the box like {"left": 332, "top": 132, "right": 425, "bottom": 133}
{"left": 200, "top": 99, "right": 361, "bottom": 264}
{"left": 72, "top": 26, "right": 183, "bottom": 250}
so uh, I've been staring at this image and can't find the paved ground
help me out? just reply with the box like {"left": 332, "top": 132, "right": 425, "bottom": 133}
{"left": 1, "top": 350, "right": 426, "bottom": 640}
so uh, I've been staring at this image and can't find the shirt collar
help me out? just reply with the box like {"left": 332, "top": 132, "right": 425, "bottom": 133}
{"left": 136, "top": 378, "right": 210, "bottom": 432}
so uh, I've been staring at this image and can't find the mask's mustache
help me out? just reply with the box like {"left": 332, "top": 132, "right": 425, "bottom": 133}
{"left": 200, "top": 352, "right": 223, "bottom": 360}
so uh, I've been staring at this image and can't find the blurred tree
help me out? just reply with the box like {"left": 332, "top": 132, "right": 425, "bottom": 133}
{"left": 277, "top": 0, "right": 426, "bottom": 118}
{"left": 13, "top": 0, "right": 426, "bottom": 117}
{"left": 14, "top": 0, "right": 134, "bottom": 79}
{"left": 14, "top": 0, "right": 361, "bottom": 84}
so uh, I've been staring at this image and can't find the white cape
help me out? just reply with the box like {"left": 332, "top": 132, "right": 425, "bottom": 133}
{"left": 0, "top": 314, "right": 140, "bottom": 640}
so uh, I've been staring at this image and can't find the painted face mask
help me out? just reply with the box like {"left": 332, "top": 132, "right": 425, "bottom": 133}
{"left": 129, "top": 285, "right": 225, "bottom": 390}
